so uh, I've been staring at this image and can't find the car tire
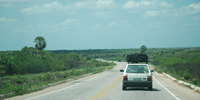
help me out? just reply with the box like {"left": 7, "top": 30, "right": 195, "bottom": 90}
{"left": 148, "top": 85, "right": 153, "bottom": 91}
{"left": 122, "top": 86, "right": 126, "bottom": 90}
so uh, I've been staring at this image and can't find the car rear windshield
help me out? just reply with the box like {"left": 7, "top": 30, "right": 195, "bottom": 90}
{"left": 126, "top": 65, "right": 149, "bottom": 73}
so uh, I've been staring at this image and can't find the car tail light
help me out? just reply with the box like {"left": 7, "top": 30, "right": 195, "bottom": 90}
{"left": 147, "top": 76, "right": 152, "bottom": 81}
{"left": 123, "top": 76, "right": 128, "bottom": 81}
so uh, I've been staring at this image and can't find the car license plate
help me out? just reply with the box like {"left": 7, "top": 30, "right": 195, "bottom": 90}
{"left": 134, "top": 78, "right": 141, "bottom": 81}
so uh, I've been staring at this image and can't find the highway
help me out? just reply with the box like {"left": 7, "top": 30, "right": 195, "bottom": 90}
{"left": 6, "top": 62, "right": 200, "bottom": 100}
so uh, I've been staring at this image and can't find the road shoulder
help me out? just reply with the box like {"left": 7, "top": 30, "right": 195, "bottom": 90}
{"left": 152, "top": 68, "right": 200, "bottom": 100}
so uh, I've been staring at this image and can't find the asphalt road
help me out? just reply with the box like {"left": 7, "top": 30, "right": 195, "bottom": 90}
{"left": 6, "top": 62, "right": 200, "bottom": 100}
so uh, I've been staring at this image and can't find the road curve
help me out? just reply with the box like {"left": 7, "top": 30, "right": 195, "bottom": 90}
{"left": 6, "top": 62, "right": 200, "bottom": 100}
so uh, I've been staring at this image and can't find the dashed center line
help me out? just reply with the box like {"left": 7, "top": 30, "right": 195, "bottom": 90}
{"left": 110, "top": 86, "right": 115, "bottom": 89}
{"left": 99, "top": 92, "right": 107, "bottom": 98}
{"left": 89, "top": 76, "right": 122, "bottom": 100}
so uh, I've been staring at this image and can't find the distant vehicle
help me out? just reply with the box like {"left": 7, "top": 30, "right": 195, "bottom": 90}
{"left": 120, "top": 64, "right": 154, "bottom": 90}
{"left": 126, "top": 53, "right": 148, "bottom": 64}
{"left": 118, "top": 60, "right": 121, "bottom": 62}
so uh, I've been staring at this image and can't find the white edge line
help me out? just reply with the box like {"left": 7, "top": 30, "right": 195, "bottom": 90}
{"left": 26, "top": 73, "right": 106, "bottom": 100}
{"left": 153, "top": 76, "right": 181, "bottom": 100}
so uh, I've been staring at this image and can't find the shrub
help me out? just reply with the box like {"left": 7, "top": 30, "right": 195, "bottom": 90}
{"left": 183, "top": 73, "right": 191, "bottom": 80}
{"left": 192, "top": 78, "right": 198, "bottom": 84}
{"left": 151, "top": 49, "right": 200, "bottom": 85}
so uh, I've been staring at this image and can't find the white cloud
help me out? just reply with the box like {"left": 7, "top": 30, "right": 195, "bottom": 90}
{"left": 0, "top": 0, "right": 39, "bottom": 7}
{"left": 181, "top": 2, "right": 200, "bottom": 14}
{"left": 144, "top": 10, "right": 168, "bottom": 18}
{"left": 123, "top": 1, "right": 138, "bottom": 9}
{"left": 96, "top": 0, "right": 113, "bottom": 5}
{"left": 123, "top": 0, "right": 152, "bottom": 9}
{"left": 0, "top": 17, "right": 18, "bottom": 22}
{"left": 74, "top": 0, "right": 116, "bottom": 9}
{"left": 0, "top": 0, "right": 27, "bottom": 2}
{"left": 122, "top": 0, "right": 176, "bottom": 18}
{"left": 123, "top": 0, "right": 173, "bottom": 10}
{"left": 189, "top": 2, "right": 200, "bottom": 10}
{"left": 144, "top": 10, "right": 159, "bottom": 17}
{"left": 141, "top": 0, "right": 152, "bottom": 6}
{"left": 21, "top": 1, "right": 71, "bottom": 14}
{"left": 61, "top": 19, "right": 79, "bottom": 25}
{"left": 74, "top": 1, "right": 94, "bottom": 9}
{"left": 21, "top": 0, "right": 118, "bottom": 14}
{"left": 96, "top": 0, "right": 115, "bottom": 8}
{"left": 159, "top": 1, "right": 173, "bottom": 8}
{"left": 143, "top": 2, "right": 200, "bottom": 18}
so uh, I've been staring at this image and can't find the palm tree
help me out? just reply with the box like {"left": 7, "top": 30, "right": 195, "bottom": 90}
{"left": 34, "top": 36, "right": 46, "bottom": 50}
{"left": 140, "top": 45, "right": 147, "bottom": 53}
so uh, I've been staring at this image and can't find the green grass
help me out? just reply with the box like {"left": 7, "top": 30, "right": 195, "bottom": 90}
{"left": 151, "top": 50, "right": 200, "bottom": 87}
{"left": 0, "top": 62, "right": 116, "bottom": 98}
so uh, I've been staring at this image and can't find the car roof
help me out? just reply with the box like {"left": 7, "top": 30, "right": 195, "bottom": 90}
{"left": 127, "top": 63, "right": 148, "bottom": 66}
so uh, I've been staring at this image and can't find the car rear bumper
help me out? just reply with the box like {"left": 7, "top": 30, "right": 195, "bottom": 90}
{"left": 123, "top": 81, "right": 152, "bottom": 87}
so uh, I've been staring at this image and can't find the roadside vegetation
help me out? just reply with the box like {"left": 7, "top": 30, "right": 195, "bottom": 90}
{"left": 0, "top": 47, "right": 115, "bottom": 98}
{"left": 0, "top": 36, "right": 115, "bottom": 98}
{"left": 151, "top": 49, "right": 200, "bottom": 87}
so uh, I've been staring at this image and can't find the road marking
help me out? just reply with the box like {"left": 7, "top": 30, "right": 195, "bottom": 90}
{"left": 26, "top": 82, "right": 82, "bottom": 100}
{"left": 26, "top": 72, "right": 108, "bottom": 100}
{"left": 89, "top": 76, "right": 122, "bottom": 100}
{"left": 153, "top": 76, "right": 181, "bottom": 100}
{"left": 99, "top": 92, "right": 107, "bottom": 98}
{"left": 116, "top": 81, "right": 120, "bottom": 84}
{"left": 110, "top": 86, "right": 115, "bottom": 89}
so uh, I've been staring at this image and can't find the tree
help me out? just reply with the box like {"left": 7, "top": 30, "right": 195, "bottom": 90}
{"left": 34, "top": 36, "right": 46, "bottom": 50}
{"left": 0, "top": 64, "right": 6, "bottom": 76}
{"left": 160, "top": 50, "right": 164, "bottom": 56}
{"left": 140, "top": 45, "right": 147, "bottom": 53}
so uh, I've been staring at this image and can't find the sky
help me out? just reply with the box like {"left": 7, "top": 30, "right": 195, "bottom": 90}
{"left": 0, "top": 0, "right": 200, "bottom": 51}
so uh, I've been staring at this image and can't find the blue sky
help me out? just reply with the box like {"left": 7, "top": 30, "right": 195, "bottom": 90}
{"left": 0, "top": 0, "right": 200, "bottom": 51}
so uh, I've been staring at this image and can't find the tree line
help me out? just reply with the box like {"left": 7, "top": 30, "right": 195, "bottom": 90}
{"left": 0, "top": 46, "right": 95, "bottom": 76}
{"left": 0, "top": 36, "right": 95, "bottom": 76}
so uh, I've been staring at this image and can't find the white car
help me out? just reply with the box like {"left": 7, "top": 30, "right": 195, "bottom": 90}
{"left": 120, "top": 64, "right": 154, "bottom": 90}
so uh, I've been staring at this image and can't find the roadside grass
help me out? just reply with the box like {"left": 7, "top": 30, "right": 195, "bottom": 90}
{"left": 0, "top": 62, "right": 116, "bottom": 98}
{"left": 151, "top": 50, "right": 200, "bottom": 88}
{"left": 152, "top": 64, "right": 200, "bottom": 88}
